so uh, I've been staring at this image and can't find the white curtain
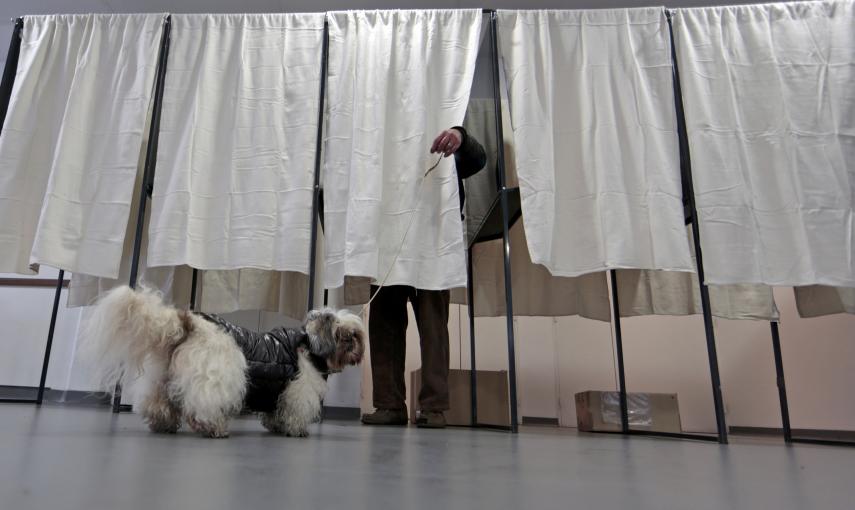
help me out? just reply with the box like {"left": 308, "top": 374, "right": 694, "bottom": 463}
{"left": 498, "top": 8, "right": 693, "bottom": 278}
{"left": 323, "top": 9, "right": 482, "bottom": 290}
{"left": 615, "top": 227, "right": 779, "bottom": 321}
{"left": 0, "top": 14, "right": 164, "bottom": 278}
{"left": 795, "top": 286, "right": 855, "bottom": 318}
{"left": 673, "top": 1, "right": 855, "bottom": 286}
{"left": 148, "top": 14, "right": 325, "bottom": 272}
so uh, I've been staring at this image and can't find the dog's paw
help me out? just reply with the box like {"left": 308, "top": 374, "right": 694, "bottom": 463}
{"left": 286, "top": 429, "right": 309, "bottom": 438}
{"left": 261, "top": 413, "right": 285, "bottom": 434}
{"left": 148, "top": 423, "right": 180, "bottom": 434}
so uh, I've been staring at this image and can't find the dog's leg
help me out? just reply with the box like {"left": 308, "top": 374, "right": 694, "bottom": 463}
{"left": 169, "top": 318, "right": 248, "bottom": 439}
{"left": 142, "top": 380, "right": 182, "bottom": 433}
{"left": 186, "top": 414, "right": 231, "bottom": 438}
{"left": 274, "top": 351, "right": 328, "bottom": 438}
{"left": 260, "top": 412, "right": 284, "bottom": 434}
{"left": 138, "top": 357, "right": 182, "bottom": 433}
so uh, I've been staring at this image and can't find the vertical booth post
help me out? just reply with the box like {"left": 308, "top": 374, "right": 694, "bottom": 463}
{"left": 307, "top": 20, "right": 330, "bottom": 313}
{"left": 665, "top": 10, "right": 728, "bottom": 443}
{"left": 488, "top": 10, "right": 519, "bottom": 433}
{"left": 609, "top": 271, "right": 630, "bottom": 434}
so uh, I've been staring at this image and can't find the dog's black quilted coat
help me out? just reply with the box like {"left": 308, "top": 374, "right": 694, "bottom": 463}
{"left": 198, "top": 313, "right": 328, "bottom": 413}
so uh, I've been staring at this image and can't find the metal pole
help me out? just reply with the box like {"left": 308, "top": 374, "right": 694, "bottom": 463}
{"left": 467, "top": 246, "right": 478, "bottom": 426}
{"left": 114, "top": 15, "right": 172, "bottom": 413}
{"left": 34, "top": 270, "right": 64, "bottom": 404}
{"left": 307, "top": 20, "right": 329, "bottom": 313}
{"left": 0, "top": 17, "right": 23, "bottom": 133}
{"left": 770, "top": 321, "right": 793, "bottom": 443}
{"left": 609, "top": 270, "right": 630, "bottom": 434}
{"left": 768, "top": 320, "right": 854, "bottom": 446}
{"left": 666, "top": 11, "right": 727, "bottom": 443}
{"left": 489, "top": 11, "right": 518, "bottom": 433}
{"left": 189, "top": 268, "right": 198, "bottom": 311}
{"left": 127, "top": 15, "right": 172, "bottom": 291}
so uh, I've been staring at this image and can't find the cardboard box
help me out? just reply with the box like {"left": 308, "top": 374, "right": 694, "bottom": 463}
{"left": 575, "top": 390, "right": 682, "bottom": 433}
{"left": 410, "top": 368, "right": 510, "bottom": 427}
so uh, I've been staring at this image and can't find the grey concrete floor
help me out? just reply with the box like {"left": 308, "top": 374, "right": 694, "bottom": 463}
{"left": 1, "top": 405, "right": 854, "bottom": 510}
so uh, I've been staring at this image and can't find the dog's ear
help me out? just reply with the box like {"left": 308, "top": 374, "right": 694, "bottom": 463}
{"left": 304, "top": 309, "right": 337, "bottom": 356}
{"left": 334, "top": 310, "right": 366, "bottom": 354}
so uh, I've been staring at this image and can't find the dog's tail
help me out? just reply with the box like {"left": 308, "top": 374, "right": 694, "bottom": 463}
{"left": 80, "top": 285, "right": 190, "bottom": 390}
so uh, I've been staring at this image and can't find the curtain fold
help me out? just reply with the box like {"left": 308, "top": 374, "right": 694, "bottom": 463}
{"left": 794, "top": 285, "right": 855, "bottom": 318}
{"left": 450, "top": 221, "right": 612, "bottom": 321}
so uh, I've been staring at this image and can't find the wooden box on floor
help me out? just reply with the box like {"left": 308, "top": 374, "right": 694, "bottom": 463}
{"left": 409, "top": 369, "right": 510, "bottom": 427}
{"left": 575, "top": 390, "right": 682, "bottom": 433}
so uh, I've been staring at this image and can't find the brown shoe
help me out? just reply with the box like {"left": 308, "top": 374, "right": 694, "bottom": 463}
{"left": 415, "top": 411, "right": 446, "bottom": 429}
{"left": 361, "top": 408, "right": 409, "bottom": 426}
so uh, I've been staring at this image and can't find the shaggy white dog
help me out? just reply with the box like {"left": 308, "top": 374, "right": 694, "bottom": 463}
{"left": 81, "top": 286, "right": 365, "bottom": 438}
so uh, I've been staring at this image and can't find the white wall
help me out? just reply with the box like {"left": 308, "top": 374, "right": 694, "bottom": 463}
{"left": 0, "top": 269, "right": 88, "bottom": 392}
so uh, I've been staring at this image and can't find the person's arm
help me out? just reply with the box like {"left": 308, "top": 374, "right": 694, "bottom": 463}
{"left": 430, "top": 126, "right": 487, "bottom": 179}
{"left": 450, "top": 126, "right": 487, "bottom": 179}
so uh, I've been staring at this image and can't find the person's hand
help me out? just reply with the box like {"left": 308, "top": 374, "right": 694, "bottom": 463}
{"left": 430, "top": 128, "right": 463, "bottom": 157}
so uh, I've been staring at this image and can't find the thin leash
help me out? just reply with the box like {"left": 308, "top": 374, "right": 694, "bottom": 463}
{"left": 360, "top": 154, "right": 445, "bottom": 316}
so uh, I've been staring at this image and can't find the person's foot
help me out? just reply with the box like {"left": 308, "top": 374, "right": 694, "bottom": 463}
{"left": 415, "top": 411, "right": 446, "bottom": 429}
{"left": 361, "top": 408, "right": 409, "bottom": 426}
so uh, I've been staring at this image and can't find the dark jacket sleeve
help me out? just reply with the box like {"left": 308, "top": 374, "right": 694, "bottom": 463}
{"left": 451, "top": 126, "right": 487, "bottom": 179}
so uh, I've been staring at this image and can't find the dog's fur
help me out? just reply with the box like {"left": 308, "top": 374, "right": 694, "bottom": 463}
{"left": 80, "top": 286, "right": 365, "bottom": 438}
